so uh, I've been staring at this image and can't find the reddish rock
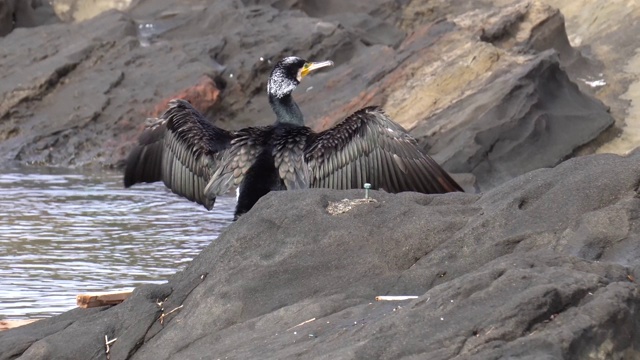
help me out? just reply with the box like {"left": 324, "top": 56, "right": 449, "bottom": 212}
{"left": 149, "top": 75, "right": 221, "bottom": 118}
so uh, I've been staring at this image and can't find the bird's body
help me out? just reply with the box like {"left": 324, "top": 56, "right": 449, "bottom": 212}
{"left": 124, "top": 57, "right": 462, "bottom": 219}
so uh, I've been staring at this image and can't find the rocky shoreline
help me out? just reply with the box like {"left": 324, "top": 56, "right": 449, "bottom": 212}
{"left": 2, "top": 150, "right": 640, "bottom": 359}
{"left": 2, "top": 0, "right": 640, "bottom": 359}
{"left": 0, "top": 0, "right": 628, "bottom": 190}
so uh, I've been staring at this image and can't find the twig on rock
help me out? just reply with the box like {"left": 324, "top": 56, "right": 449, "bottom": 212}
{"left": 105, "top": 335, "right": 117, "bottom": 359}
{"left": 158, "top": 305, "right": 184, "bottom": 325}
{"left": 287, "top": 317, "right": 316, "bottom": 331}
{"left": 375, "top": 296, "right": 418, "bottom": 301}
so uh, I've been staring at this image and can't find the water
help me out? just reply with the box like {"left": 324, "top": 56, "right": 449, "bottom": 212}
{"left": 0, "top": 167, "right": 234, "bottom": 320}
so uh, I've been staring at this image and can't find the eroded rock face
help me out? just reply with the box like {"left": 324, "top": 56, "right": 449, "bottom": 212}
{"left": 551, "top": 0, "right": 640, "bottom": 155}
{"left": 51, "top": 0, "right": 133, "bottom": 22}
{"left": 2, "top": 150, "right": 640, "bottom": 359}
{"left": 0, "top": 0, "right": 59, "bottom": 36}
{"left": 0, "top": 0, "right": 621, "bottom": 192}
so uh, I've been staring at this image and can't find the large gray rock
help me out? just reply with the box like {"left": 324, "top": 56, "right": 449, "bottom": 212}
{"left": 2, "top": 150, "right": 640, "bottom": 359}
{"left": 0, "top": 0, "right": 618, "bottom": 193}
{"left": 51, "top": 0, "right": 133, "bottom": 22}
{"left": 419, "top": 51, "right": 613, "bottom": 190}
{"left": 0, "top": 0, "right": 371, "bottom": 167}
{"left": 0, "top": 0, "right": 59, "bottom": 36}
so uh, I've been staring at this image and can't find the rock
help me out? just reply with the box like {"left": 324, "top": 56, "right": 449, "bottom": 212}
{"left": 0, "top": 0, "right": 363, "bottom": 167}
{"left": 149, "top": 75, "right": 222, "bottom": 118}
{"left": 548, "top": 0, "right": 640, "bottom": 154}
{"left": 303, "top": 2, "right": 615, "bottom": 191}
{"left": 51, "top": 0, "right": 133, "bottom": 22}
{"left": 418, "top": 51, "right": 613, "bottom": 190}
{"left": 1, "top": 150, "right": 640, "bottom": 359}
{"left": 0, "top": 0, "right": 60, "bottom": 37}
{"left": 0, "top": 10, "right": 139, "bottom": 166}
{"left": 0, "top": 0, "right": 628, "bottom": 188}
{"left": 324, "top": 12, "right": 405, "bottom": 48}
{"left": 0, "top": 319, "right": 39, "bottom": 331}
{"left": 31, "top": 0, "right": 60, "bottom": 27}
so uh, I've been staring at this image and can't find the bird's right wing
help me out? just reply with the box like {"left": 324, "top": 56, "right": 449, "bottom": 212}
{"left": 123, "top": 119, "right": 167, "bottom": 187}
{"left": 124, "top": 99, "right": 234, "bottom": 210}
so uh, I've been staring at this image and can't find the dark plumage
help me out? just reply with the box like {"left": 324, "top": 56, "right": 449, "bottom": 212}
{"left": 124, "top": 100, "right": 233, "bottom": 210}
{"left": 124, "top": 56, "right": 462, "bottom": 219}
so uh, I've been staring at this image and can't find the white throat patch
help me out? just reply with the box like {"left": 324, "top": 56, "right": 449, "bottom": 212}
{"left": 267, "top": 56, "right": 303, "bottom": 98}
{"left": 267, "top": 70, "right": 297, "bottom": 98}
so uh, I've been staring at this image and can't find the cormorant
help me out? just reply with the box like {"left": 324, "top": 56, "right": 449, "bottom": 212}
{"left": 124, "top": 56, "right": 462, "bottom": 220}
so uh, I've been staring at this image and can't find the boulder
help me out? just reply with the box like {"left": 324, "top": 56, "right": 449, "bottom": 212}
{"left": 549, "top": 0, "right": 640, "bottom": 154}
{"left": 51, "top": 0, "right": 133, "bottom": 22}
{"left": 2, "top": 150, "right": 640, "bottom": 359}
{"left": 0, "top": 0, "right": 622, "bottom": 192}
{"left": 0, "top": 0, "right": 59, "bottom": 36}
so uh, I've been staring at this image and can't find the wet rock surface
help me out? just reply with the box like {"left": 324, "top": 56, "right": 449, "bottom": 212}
{"left": 2, "top": 150, "right": 640, "bottom": 359}
{"left": 0, "top": 0, "right": 626, "bottom": 191}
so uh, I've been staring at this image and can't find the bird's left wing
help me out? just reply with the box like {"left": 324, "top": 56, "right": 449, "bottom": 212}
{"left": 304, "top": 106, "right": 462, "bottom": 194}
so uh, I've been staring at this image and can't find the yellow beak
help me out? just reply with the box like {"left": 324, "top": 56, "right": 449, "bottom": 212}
{"left": 300, "top": 60, "right": 334, "bottom": 78}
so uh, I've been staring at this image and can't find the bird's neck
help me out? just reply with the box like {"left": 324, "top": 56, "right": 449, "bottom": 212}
{"left": 269, "top": 93, "right": 304, "bottom": 125}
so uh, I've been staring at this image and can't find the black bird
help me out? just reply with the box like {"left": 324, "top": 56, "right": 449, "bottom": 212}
{"left": 124, "top": 56, "right": 462, "bottom": 219}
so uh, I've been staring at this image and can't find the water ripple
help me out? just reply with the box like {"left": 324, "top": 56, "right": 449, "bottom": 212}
{"left": 0, "top": 166, "right": 234, "bottom": 319}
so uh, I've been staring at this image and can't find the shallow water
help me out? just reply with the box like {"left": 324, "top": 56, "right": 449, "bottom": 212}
{"left": 0, "top": 166, "right": 234, "bottom": 319}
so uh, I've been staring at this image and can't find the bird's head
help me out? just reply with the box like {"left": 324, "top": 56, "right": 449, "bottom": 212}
{"left": 267, "top": 56, "right": 333, "bottom": 98}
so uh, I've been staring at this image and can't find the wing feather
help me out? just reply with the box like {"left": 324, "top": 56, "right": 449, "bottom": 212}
{"left": 305, "top": 106, "right": 462, "bottom": 194}
{"left": 272, "top": 127, "right": 312, "bottom": 190}
{"left": 123, "top": 99, "right": 234, "bottom": 210}
{"left": 123, "top": 120, "right": 166, "bottom": 187}
{"left": 206, "top": 127, "right": 272, "bottom": 198}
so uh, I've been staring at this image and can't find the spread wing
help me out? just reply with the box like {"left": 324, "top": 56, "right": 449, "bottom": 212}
{"left": 304, "top": 106, "right": 463, "bottom": 194}
{"left": 124, "top": 99, "right": 234, "bottom": 210}
{"left": 123, "top": 118, "right": 166, "bottom": 187}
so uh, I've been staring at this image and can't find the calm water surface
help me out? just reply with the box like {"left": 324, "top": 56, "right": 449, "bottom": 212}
{"left": 0, "top": 166, "right": 234, "bottom": 319}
